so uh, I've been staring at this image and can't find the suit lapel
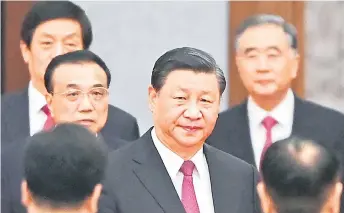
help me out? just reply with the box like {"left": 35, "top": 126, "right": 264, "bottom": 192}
{"left": 131, "top": 130, "right": 186, "bottom": 213}
{"left": 7, "top": 89, "right": 30, "bottom": 141}
{"left": 204, "top": 144, "right": 241, "bottom": 213}
{"left": 228, "top": 95, "right": 315, "bottom": 169}
{"left": 292, "top": 96, "right": 311, "bottom": 136}
{"left": 229, "top": 102, "right": 256, "bottom": 167}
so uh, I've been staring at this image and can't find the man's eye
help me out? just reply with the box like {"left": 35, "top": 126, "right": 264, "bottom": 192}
{"left": 40, "top": 41, "right": 53, "bottom": 47}
{"left": 67, "top": 92, "right": 80, "bottom": 97}
{"left": 201, "top": 98, "right": 211, "bottom": 103}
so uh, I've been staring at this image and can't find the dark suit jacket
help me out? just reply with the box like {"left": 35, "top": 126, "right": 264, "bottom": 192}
{"left": 1, "top": 133, "right": 128, "bottom": 213}
{"left": 207, "top": 95, "right": 344, "bottom": 212}
{"left": 1, "top": 88, "right": 140, "bottom": 145}
{"left": 99, "top": 128, "right": 260, "bottom": 213}
{"left": 207, "top": 95, "right": 344, "bottom": 167}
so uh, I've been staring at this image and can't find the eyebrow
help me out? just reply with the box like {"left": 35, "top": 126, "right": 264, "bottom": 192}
{"left": 177, "top": 87, "right": 213, "bottom": 94}
{"left": 92, "top": 84, "right": 106, "bottom": 88}
{"left": 243, "top": 46, "right": 282, "bottom": 55}
{"left": 266, "top": 46, "right": 282, "bottom": 53}
{"left": 66, "top": 84, "right": 79, "bottom": 89}
{"left": 39, "top": 32, "right": 79, "bottom": 39}
{"left": 244, "top": 47, "right": 258, "bottom": 55}
{"left": 66, "top": 84, "right": 106, "bottom": 89}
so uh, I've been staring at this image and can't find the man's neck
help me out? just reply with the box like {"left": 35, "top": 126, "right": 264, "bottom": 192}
{"left": 31, "top": 80, "right": 47, "bottom": 96}
{"left": 153, "top": 127, "right": 203, "bottom": 160}
{"left": 251, "top": 90, "right": 289, "bottom": 112}
{"left": 29, "top": 207, "right": 87, "bottom": 213}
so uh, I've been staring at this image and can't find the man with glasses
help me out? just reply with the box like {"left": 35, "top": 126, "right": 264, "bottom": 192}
{"left": 2, "top": 50, "right": 127, "bottom": 213}
{"left": 43, "top": 50, "right": 112, "bottom": 135}
{"left": 1, "top": 1, "right": 140, "bottom": 145}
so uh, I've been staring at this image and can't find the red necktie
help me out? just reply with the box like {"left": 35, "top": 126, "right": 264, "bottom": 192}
{"left": 180, "top": 160, "right": 200, "bottom": 213}
{"left": 42, "top": 105, "right": 54, "bottom": 131}
{"left": 259, "top": 116, "right": 277, "bottom": 170}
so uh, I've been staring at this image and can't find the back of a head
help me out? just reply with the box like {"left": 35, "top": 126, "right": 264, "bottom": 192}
{"left": 22, "top": 123, "right": 108, "bottom": 212}
{"left": 259, "top": 137, "right": 342, "bottom": 213}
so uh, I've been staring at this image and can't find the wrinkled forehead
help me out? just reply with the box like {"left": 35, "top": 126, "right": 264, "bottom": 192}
{"left": 52, "top": 62, "right": 108, "bottom": 89}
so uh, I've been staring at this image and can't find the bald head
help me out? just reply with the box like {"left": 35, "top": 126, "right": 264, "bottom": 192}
{"left": 286, "top": 139, "right": 321, "bottom": 167}
{"left": 259, "top": 137, "right": 342, "bottom": 213}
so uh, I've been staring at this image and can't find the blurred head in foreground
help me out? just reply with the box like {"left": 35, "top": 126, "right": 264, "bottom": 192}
{"left": 258, "top": 137, "right": 342, "bottom": 213}
{"left": 21, "top": 123, "right": 108, "bottom": 213}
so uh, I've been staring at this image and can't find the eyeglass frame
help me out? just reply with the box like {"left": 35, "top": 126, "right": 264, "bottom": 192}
{"left": 50, "top": 87, "right": 109, "bottom": 103}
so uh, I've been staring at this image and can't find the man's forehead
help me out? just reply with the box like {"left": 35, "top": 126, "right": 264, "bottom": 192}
{"left": 54, "top": 82, "right": 107, "bottom": 90}
{"left": 237, "top": 24, "right": 290, "bottom": 49}
{"left": 162, "top": 70, "right": 219, "bottom": 93}
{"left": 165, "top": 70, "right": 217, "bottom": 82}
{"left": 54, "top": 62, "right": 105, "bottom": 75}
{"left": 52, "top": 63, "right": 107, "bottom": 85}
{"left": 34, "top": 18, "right": 82, "bottom": 36}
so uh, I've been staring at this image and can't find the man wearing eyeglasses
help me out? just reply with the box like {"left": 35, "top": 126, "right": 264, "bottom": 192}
{"left": 43, "top": 50, "right": 111, "bottom": 135}
{"left": 1, "top": 1, "right": 140, "bottom": 146}
{"left": 1, "top": 50, "right": 128, "bottom": 213}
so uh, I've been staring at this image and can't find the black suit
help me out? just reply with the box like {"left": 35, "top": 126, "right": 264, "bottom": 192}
{"left": 1, "top": 133, "right": 128, "bottom": 213}
{"left": 99, "top": 128, "right": 260, "bottom": 213}
{"left": 207, "top": 95, "right": 344, "bottom": 212}
{"left": 207, "top": 95, "right": 344, "bottom": 167}
{"left": 1, "top": 88, "right": 140, "bottom": 145}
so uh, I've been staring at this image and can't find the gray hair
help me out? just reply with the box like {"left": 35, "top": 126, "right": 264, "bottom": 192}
{"left": 234, "top": 14, "right": 298, "bottom": 53}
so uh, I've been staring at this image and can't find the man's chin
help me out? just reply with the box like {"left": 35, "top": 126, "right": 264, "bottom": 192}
{"left": 253, "top": 88, "right": 278, "bottom": 97}
{"left": 74, "top": 122, "right": 98, "bottom": 133}
{"left": 175, "top": 136, "right": 204, "bottom": 148}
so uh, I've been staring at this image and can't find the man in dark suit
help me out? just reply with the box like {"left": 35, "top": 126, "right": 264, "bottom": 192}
{"left": 259, "top": 137, "right": 342, "bottom": 213}
{"left": 1, "top": 50, "right": 129, "bottom": 213}
{"left": 99, "top": 47, "right": 260, "bottom": 213}
{"left": 207, "top": 14, "right": 344, "bottom": 168}
{"left": 21, "top": 123, "right": 108, "bottom": 213}
{"left": 1, "top": 1, "right": 139, "bottom": 145}
{"left": 207, "top": 14, "right": 344, "bottom": 212}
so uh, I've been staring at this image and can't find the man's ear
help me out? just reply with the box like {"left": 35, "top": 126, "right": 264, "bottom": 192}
{"left": 21, "top": 180, "right": 33, "bottom": 208}
{"left": 148, "top": 85, "right": 158, "bottom": 113}
{"left": 290, "top": 51, "right": 300, "bottom": 79}
{"left": 45, "top": 93, "right": 54, "bottom": 117}
{"left": 257, "top": 182, "right": 275, "bottom": 213}
{"left": 323, "top": 181, "right": 343, "bottom": 213}
{"left": 20, "top": 40, "right": 31, "bottom": 64}
{"left": 84, "top": 184, "right": 102, "bottom": 213}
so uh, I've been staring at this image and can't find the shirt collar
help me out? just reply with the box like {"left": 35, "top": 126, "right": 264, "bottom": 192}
{"left": 151, "top": 127, "right": 205, "bottom": 178}
{"left": 28, "top": 81, "right": 47, "bottom": 113}
{"left": 247, "top": 89, "right": 294, "bottom": 127}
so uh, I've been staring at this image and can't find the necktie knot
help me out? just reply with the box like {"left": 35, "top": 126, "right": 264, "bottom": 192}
{"left": 42, "top": 105, "right": 51, "bottom": 116}
{"left": 180, "top": 160, "right": 195, "bottom": 176}
{"left": 262, "top": 116, "right": 277, "bottom": 130}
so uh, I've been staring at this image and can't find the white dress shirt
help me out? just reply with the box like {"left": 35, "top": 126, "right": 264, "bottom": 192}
{"left": 151, "top": 128, "right": 215, "bottom": 213}
{"left": 247, "top": 89, "right": 295, "bottom": 167}
{"left": 28, "top": 81, "right": 48, "bottom": 136}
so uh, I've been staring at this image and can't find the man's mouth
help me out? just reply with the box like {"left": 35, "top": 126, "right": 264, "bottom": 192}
{"left": 77, "top": 119, "right": 95, "bottom": 126}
